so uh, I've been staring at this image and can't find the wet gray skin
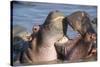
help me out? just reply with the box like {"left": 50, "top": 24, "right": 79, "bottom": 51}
{"left": 65, "top": 11, "right": 96, "bottom": 36}
{"left": 55, "top": 32, "right": 96, "bottom": 61}
{"left": 55, "top": 11, "right": 97, "bottom": 61}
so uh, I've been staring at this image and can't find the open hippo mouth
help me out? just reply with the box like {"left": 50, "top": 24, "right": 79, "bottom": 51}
{"left": 19, "top": 10, "right": 70, "bottom": 64}
{"left": 42, "top": 10, "right": 68, "bottom": 40}
{"left": 55, "top": 11, "right": 97, "bottom": 61}
{"left": 64, "top": 11, "right": 96, "bottom": 36}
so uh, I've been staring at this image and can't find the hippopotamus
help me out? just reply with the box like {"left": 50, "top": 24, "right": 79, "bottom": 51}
{"left": 19, "top": 10, "right": 67, "bottom": 64}
{"left": 55, "top": 32, "right": 96, "bottom": 61}
{"left": 67, "top": 32, "right": 96, "bottom": 60}
{"left": 55, "top": 11, "right": 97, "bottom": 61}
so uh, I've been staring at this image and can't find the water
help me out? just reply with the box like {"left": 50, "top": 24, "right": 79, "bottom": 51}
{"left": 12, "top": 1, "right": 97, "bottom": 38}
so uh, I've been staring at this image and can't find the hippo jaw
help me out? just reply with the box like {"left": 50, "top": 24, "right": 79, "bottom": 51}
{"left": 42, "top": 11, "right": 67, "bottom": 43}
{"left": 65, "top": 11, "right": 96, "bottom": 36}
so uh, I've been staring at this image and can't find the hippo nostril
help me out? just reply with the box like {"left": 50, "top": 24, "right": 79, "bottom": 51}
{"left": 34, "top": 28, "right": 37, "bottom": 31}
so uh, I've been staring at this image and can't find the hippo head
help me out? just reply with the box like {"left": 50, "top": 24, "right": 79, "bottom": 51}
{"left": 29, "top": 10, "right": 68, "bottom": 47}
{"left": 66, "top": 11, "right": 96, "bottom": 36}
{"left": 83, "top": 32, "right": 96, "bottom": 42}
{"left": 41, "top": 10, "right": 67, "bottom": 42}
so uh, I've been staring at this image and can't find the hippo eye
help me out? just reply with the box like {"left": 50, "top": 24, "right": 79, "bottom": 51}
{"left": 34, "top": 28, "right": 37, "bottom": 30}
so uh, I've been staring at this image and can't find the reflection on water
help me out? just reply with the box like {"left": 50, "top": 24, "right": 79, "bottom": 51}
{"left": 12, "top": 1, "right": 97, "bottom": 38}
